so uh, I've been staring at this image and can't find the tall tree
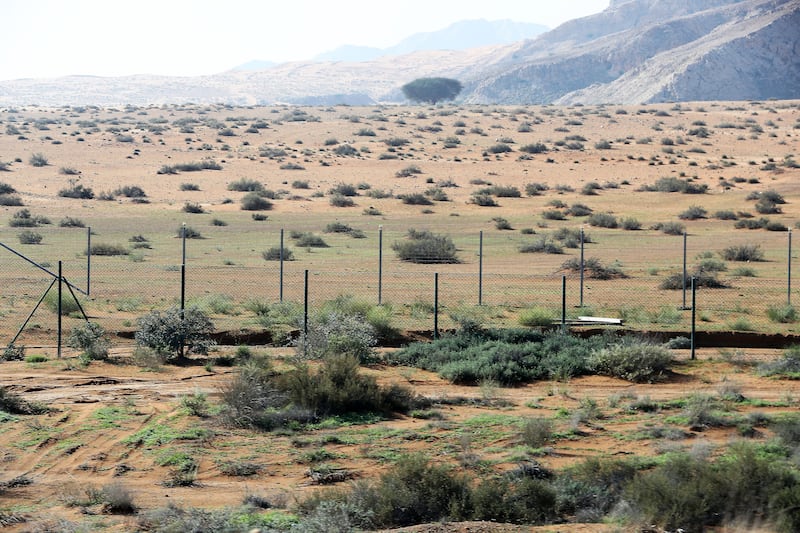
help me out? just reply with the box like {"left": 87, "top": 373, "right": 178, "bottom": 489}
{"left": 401, "top": 78, "right": 463, "bottom": 104}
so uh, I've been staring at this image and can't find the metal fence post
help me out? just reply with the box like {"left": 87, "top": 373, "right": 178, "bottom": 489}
{"left": 434, "top": 272, "right": 439, "bottom": 340}
{"left": 682, "top": 231, "right": 688, "bottom": 310}
{"left": 378, "top": 225, "right": 383, "bottom": 305}
{"left": 478, "top": 230, "right": 483, "bottom": 306}
{"left": 561, "top": 275, "right": 567, "bottom": 333}
{"left": 180, "top": 223, "right": 186, "bottom": 317}
{"left": 86, "top": 226, "right": 91, "bottom": 297}
{"left": 303, "top": 269, "right": 309, "bottom": 358}
{"left": 579, "top": 226, "right": 585, "bottom": 308}
{"left": 691, "top": 276, "right": 697, "bottom": 360}
{"left": 279, "top": 228, "right": 284, "bottom": 303}
{"left": 57, "top": 261, "right": 62, "bottom": 358}
{"left": 789, "top": 229, "right": 793, "bottom": 307}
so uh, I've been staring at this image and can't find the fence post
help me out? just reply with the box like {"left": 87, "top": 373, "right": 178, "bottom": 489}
{"left": 57, "top": 261, "right": 62, "bottom": 358}
{"left": 561, "top": 275, "right": 567, "bottom": 333}
{"left": 691, "top": 276, "right": 697, "bottom": 360}
{"left": 434, "top": 272, "right": 439, "bottom": 340}
{"left": 279, "top": 228, "right": 285, "bottom": 303}
{"left": 86, "top": 226, "right": 91, "bottom": 297}
{"left": 303, "top": 269, "right": 309, "bottom": 357}
{"left": 378, "top": 225, "right": 383, "bottom": 305}
{"left": 478, "top": 230, "right": 483, "bottom": 306}
{"left": 789, "top": 229, "right": 793, "bottom": 307}
{"left": 180, "top": 223, "right": 186, "bottom": 316}
{"left": 682, "top": 231, "right": 688, "bottom": 309}
{"left": 579, "top": 226, "right": 585, "bottom": 308}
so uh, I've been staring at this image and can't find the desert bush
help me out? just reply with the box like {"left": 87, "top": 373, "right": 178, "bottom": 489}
{"left": 297, "top": 311, "right": 377, "bottom": 363}
{"left": 424, "top": 187, "right": 449, "bottom": 201}
{"left": 758, "top": 346, "right": 800, "bottom": 377}
{"left": 135, "top": 307, "right": 215, "bottom": 360}
{"left": 392, "top": 229, "right": 459, "bottom": 264}
{"left": 43, "top": 287, "right": 82, "bottom": 316}
{"left": 518, "top": 307, "right": 555, "bottom": 327}
{"left": 240, "top": 192, "right": 272, "bottom": 211}
{"left": 294, "top": 232, "right": 328, "bottom": 248}
{"left": 67, "top": 322, "right": 109, "bottom": 360}
{"left": 179, "top": 225, "right": 202, "bottom": 239}
{"left": 0, "top": 195, "right": 23, "bottom": 206}
{"left": 541, "top": 209, "right": 566, "bottom": 221}
{"left": 182, "top": 202, "right": 204, "bottom": 214}
{"left": 520, "top": 143, "right": 548, "bottom": 154}
{"left": 470, "top": 194, "right": 498, "bottom": 207}
{"left": 589, "top": 339, "right": 673, "bottom": 383}
{"left": 565, "top": 203, "right": 592, "bottom": 216}
{"left": 472, "top": 477, "right": 557, "bottom": 525}
{"left": 101, "top": 482, "right": 136, "bottom": 514}
{"left": 487, "top": 143, "right": 512, "bottom": 154}
{"left": 329, "top": 194, "right": 355, "bottom": 207}
{"left": 114, "top": 185, "right": 146, "bottom": 198}
{"left": 525, "top": 182, "right": 549, "bottom": 196}
{"left": 640, "top": 177, "right": 707, "bottom": 194}
{"left": 227, "top": 178, "right": 264, "bottom": 192}
{"left": 262, "top": 246, "right": 294, "bottom": 261}
{"left": 284, "top": 354, "right": 413, "bottom": 416}
{"left": 587, "top": 212, "right": 618, "bottom": 228}
{"left": 721, "top": 244, "right": 765, "bottom": 261}
{"left": 554, "top": 458, "right": 638, "bottom": 521}
{"left": 653, "top": 221, "right": 686, "bottom": 235}
{"left": 581, "top": 182, "right": 602, "bottom": 195}
{"left": 0, "top": 386, "right": 47, "bottom": 414}
{"left": 58, "top": 183, "right": 94, "bottom": 199}
{"left": 179, "top": 182, "right": 200, "bottom": 191}
{"left": 59, "top": 216, "right": 85, "bottom": 228}
{"left": 678, "top": 205, "right": 707, "bottom": 220}
{"left": 714, "top": 210, "right": 738, "bottom": 220}
{"left": 520, "top": 417, "right": 554, "bottom": 448}
{"left": 519, "top": 236, "right": 563, "bottom": 255}
{"left": 660, "top": 270, "right": 727, "bottom": 290}
{"left": 768, "top": 305, "right": 798, "bottom": 324}
{"left": 492, "top": 217, "right": 512, "bottom": 230}
{"left": 481, "top": 185, "right": 521, "bottom": 197}
{"left": 17, "top": 230, "right": 42, "bottom": 244}
{"left": 29, "top": 152, "right": 48, "bottom": 167}
{"left": 400, "top": 193, "right": 433, "bottom": 205}
{"left": 88, "top": 243, "right": 129, "bottom": 256}
{"left": 9, "top": 209, "right": 45, "bottom": 227}
{"left": 561, "top": 257, "right": 626, "bottom": 279}
{"left": 620, "top": 217, "right": 641, "bottom": 230}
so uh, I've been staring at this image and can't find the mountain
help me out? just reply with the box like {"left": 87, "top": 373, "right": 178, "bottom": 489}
{"left": 1, "top": 0, "right": 797, "bottom": 106}
{"left": 235, "top": 19, "right": 550, "bottom": 66}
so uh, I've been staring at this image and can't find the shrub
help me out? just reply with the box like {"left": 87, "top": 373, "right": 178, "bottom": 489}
{"left": 0, "top": 182, "right": 16, "bottom": 194}
{"left": 262, "top": 247, "right": 294, "bottom": 261}
{"left": 9, "top": 209, "right": 44, "bottom": 227}
{"left": 492, "top": 217, "right": 512, "bottom": 230}
{"left": 114, "top": 185, "right": 146, "bottom": 198}
{"left": 525, "top": 182, "right": 549, "bottom": 196}
{"left": 721, "top": 244, "right": 765, "bottom": 261}
{"left": 518, "top": 307, "right": 555, "bottom": 327}
{"left": 587, "top": 212, "right": 618, "bottom": 228}
{"left": 240, "top": 192, "right": 272, "bottom": 211}
{"left": 759, "top": 346, "right": 800, "bottom": 377}
{"left": 519, "top": 237, "right": 563, "bottom": 255}
{"left": 329, "top": 194, "right": 355, "bottom": 207}
{"left": 561, "top": 257, "right": 626, "bottom": 279}
{"left": 179, "top": 226, "right": 202, "bottom": 239}
{"left": 660, "top": 271, "right": 728, "bottom": 290}
{"left": 483, "top": 185, "right": 521, "bottom": 198}
{"left": 18, "top": 230, "right": 42, "bottom": 244}
{"left": 520, "top": 143, "right": 548, "bottom": 154}
{"left": 470, "top": 194, "right": 498, "bottom": 207}
{"left": 520, "top": 417, "right": 553, "bottom": 447}
{"left": 640, "top": 177, "right": 707, "bottom": 194}
{"left": 589, "top": 339, "right": 673, "bottom": 383}
{"left": 59, "top": 217, "right": 85, "bottom": 228}
{"left": 714, "top": 210, "right": 738, "bottom": 220}
{"left": 0, "top": 386, "right": 47, "bottom": 414}
{"left": 392, "top": 230, "right": 459, "bottom": 264}
{"left": 67, "top": 322, "right": 109, "bottom": 360}
{"left": 295, "top": 232, "right": 328, "bottom": 248}
{"left": 400, "top": 193, "right": 433, "bottom": 206}
{"left": 395, "top": 165, "right": 422, "bottom": 178}
{"left": 179, "top": 182, "right": 200, "bottom": 191}
{"left": 768, "top": 305, "right": 798, "bottom": 324}
{"left": 43, "top": 288, "right": 82, "bottom": 316}
{"left": 89, "top": 243, "right": 129, "bottom": 256}
{"left": 678, "top": 205, "right": 707, "bottom": 220}
{"left": 620, "top": 217, "right": 641, "bottom": 230}
{"left": 58, "top": 183, "right": 94, "bottom": 199}
{"left": 565, "top": 203, "right": 593, "bottom": 216}
{"left": 0, "top": 195, "right": 23, "bottom": 206}
{"left": 227, "top": 178, "right": 263, "bottom": 192}
{"left": 29, "top": 153, "right": 48, "bottom": 167}
{"left": 296, "top": 312, "right": 377, "bottom": 363}
{"left": 101, "top": 482, "right": 136, "bottom": 514}
{"left": 581, "top": 182, "right": 602, "bottom": 195}
{"left": 182, "top": 202, "right": 204, "bottom": 214}
{"left": 541, "top": 209, "right": 566, "bottom": 221}
{"left": 135, "top": 307, "right": 215, "bottom": 360}
{"left": 654, "top": 221, "right": 686, "bottom": 235}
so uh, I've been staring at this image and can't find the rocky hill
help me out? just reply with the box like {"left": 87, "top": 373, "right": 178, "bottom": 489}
{"left": 0, "top": 0, "right": 796, "bottom": 106}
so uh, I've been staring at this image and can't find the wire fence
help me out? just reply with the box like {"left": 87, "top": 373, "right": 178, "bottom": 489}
{"left": 1, "top": 224, "right": 797, "bottom": 348}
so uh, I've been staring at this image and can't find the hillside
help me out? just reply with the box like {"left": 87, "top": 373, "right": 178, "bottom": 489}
{"left": 0, "top": 0, "right": 796, "bottom": 106}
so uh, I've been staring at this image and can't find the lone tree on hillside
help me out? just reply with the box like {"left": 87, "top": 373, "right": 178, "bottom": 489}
{"left": 401, "top": 77, "right": 463, "bottom": 104}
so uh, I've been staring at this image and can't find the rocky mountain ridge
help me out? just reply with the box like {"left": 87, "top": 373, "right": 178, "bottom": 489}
{"left": 0, "top": 0, "right": 796, "bottom": 106}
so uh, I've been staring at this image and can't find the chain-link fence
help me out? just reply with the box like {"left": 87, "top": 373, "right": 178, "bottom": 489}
{"left": 1, "top": 223, "right": 797, "bottom": 348}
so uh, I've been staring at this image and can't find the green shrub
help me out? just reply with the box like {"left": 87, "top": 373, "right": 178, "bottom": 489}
{"left": 114, "top": 185, "right": 146, "bottom": 198}
{"left": 88, "top": 243, "right": 129, "bottom": 256}
{"left": 520, "top": 143, "right": 548, "bottom": 154}
{"left": 472, "top": 477, "right": 557, "bottom": 525}
{"left": 262, "top": 246, "right": 294, "bottom": 261}
{"left": 43, "top": 288, "right": 82, "bottom": 316}
{"left": 0, "top": 182, "right": 16, "bottom": 194}
{"left": 470, "top": 194, "right": 498, "bottom": 207}
{"left": 227, "top": 178, "right": 263, "bottom": 192}
{"left": 554, "top": 458, "right": 637, "bottom": 519}
{"left": 59, "top": 216, "right": 85, "bottom": 228}
{"left": 561, "top": 257, "right": 626, "bottom": 279}
{"left": 297, "top": 311, "right": 376, "bottom": 363}
{"left": 392, "top": 229, "right": 459, "bottom": 264}
{"left": 640, "top": 177, "right": 707, "bottom": 194}
{"left": 768, "top": 305, "right": 798, "bottom": 324}
{"left": 481, "top": 185, "right": 521, "bottom": 197}
{"left": 400, "top": 193, "right": 433, "bottom": 205}
{"left": 678, "top": 205, "right": 707, "bottom": 220}
{"left": 295, "top": 232, "right": 328, "bottom": 248}
{"left": 654, "top": 221, "right": 686, "bottom": 235}
{"left": 520, "top": 417, "right": 553, "bottom": 447}
{"left": 541, "top": 209, "right": 565, "bottom": 221}
{"left": 58, "top": 183, "right": 94, "bottom": 199}
{"left": 179, "top": 226, "right": 202, "bottom": 239}
{"left": 518, "top": 307, "right": 555, "bottom": 327}
{"left": 589, "top": 339, "right": 673, "bottom": 383}
{"left": 67, "top": 322, "right": 109, "bottom": 360}
{"left": 519, "top": 237, "right": 563, "bottom": 254}
{"left": 240, "top": 192, "right": 272, "bottom": 211}
{"left": 17, "top": 230, "right": 42, "bottom": 244}
{"left": 587, "top": 212, "right": 618, "bottom": 228}
{"left": 620, "top": 217, "right": 641, "bottom": 230}
{"left": 329, "top": 182, "right": 359, "bottom": 196}
{"left": 329, "top": 194, "right": 355, "bottom": 207}
{"left": 29, "top": 152, "right": 48, "bottom": 167}
{"left": 135, "top": 307, "right": 215, "bottom": 360}
{"left": 0, "top": 195, "right": 23, "bottom": 206}
{"left": 721, "top": 244, "right": 765, "bottom": 261}
{"left": 525, "top": 182, "right": 549, "bottom": 195}
{"left": 758, "top": 346, "right": 800, "bottom": 377}
{"left": 565, "top": 203, "right": 592, "bottom": 216}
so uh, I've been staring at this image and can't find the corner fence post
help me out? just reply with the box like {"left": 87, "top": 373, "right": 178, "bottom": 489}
{"left": 789, "top": 229, "right": 793, "bottom": 307}
{"left": 86, "top": 226, "right": 91, "bottom": 297}
{"left": 180, "top": 223, "right": 186, "bottom": 316}
{"left": 579, "top": 226, "right": 585, "bottom": 308}
{"left": 303, "top": 269, "right": 309, "bottom": 357}
{"left": 561, "top": 275, "right": 567, "bottom": 333}
{"left": 682, "top": 231, "right": 688, "bottom": 310}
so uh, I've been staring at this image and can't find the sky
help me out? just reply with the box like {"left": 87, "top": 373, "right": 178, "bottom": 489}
{"left": 0, "top": 0, "right": 609, "bottom": 81}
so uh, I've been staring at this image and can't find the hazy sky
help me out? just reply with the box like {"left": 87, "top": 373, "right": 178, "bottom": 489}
{"left": 0, "top": 0, "right": 609, "bottom": 81}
